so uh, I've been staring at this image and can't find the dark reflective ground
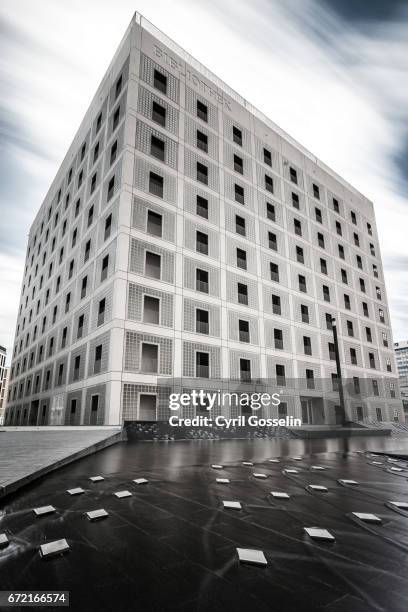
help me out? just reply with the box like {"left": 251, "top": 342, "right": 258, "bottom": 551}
{"left": 1, "top": 435, "right": 408, "bottom": 612}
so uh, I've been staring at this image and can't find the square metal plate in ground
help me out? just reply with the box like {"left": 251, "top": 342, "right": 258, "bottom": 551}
{"left": 223, "top": 501, "right": 242, "bottom": 510}
{"left": 242, "top": 462, "right": 253, "bottom": 466}
{"left": 211, "top": 464, "right": 224, "bottom": 469}
{"left": 388, "top": 458, "right": 399, "bottom": 463}
{"left": 0, "top": 533, "right": 9, "bottom": 548}
{"left": 133, "top": 478, "right": 149, "bottom": 485}
{"left": 311, "top": 466, "right": 325, "bottom": 470}
{"left": 89, "top": 476, "right": 104, "bottom": 482}
{"left": 352, "top": 512, "right": 382, "bottom": 523}
{"left": 33, "top": 505, "right": 56, "bottom": 517}
{"left": 216, "top": 478, "right": 230, "bottom": 483}
{"left": 304, "top": 527, "right": 335, "bottom": 541}
{"left": 284, "top": 469, "right": 298, "bottom": 474}
{"left": 271, "top": 491, "right": 290, "bottom": 499}
{"left": 338, "top": 479, "right": 359, "bottom": 486}
{"left": 371, "top": 461, "right": 383, "bottom": 465}
{"left": 114, "top": 490, "right": 132, "bottom": 498}
{"left": 389, "top": 501, "right": 408, "bottom": 509}
{"left": 269, "top": 459, "right": 280, "bottom": 463}
{"left": 39, "top": 539, "right": 70, "bottom": 559}
{"left": 86, "top": 509, "right": 109, "bottom": 521}
{"left": 389, "top": 467, "right": 403, "bottom": 472}
{"left": 236, "top": 548, "right": 268, "bottom": 566}
{"left": 307, "top": 485, "right": 328, "bottom": 492}
{"left": 253, "top": 473, "right": 267, "bottom": 479}
{"left": 67, "top": 487, "right": 85, "bottom": 495}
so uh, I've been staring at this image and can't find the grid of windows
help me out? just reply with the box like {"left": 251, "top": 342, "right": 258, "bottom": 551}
{"left": 6, "top": 21, "right": 401, "bottom": 427}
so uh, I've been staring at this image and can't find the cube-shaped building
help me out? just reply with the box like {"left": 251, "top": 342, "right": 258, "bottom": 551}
{"left": 4, "top": 13, "right": 403, "bottom": 426}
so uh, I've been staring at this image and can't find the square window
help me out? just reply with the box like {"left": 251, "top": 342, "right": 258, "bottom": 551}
{"left": 313, "top": 183, "right": 320, "bottom": 199}
{"left": 145, "top": 251, "right": 161, "bottom": 279}
{"left": 196, "top": 195, "right": 208, "bottom": 219}
{"left": 270, "top": 262, "right": 279, "bottom": 282}
{"left": 237, "top": 248, "right": 247, "bottom": 270}
{"left": 235, "top": 215, "right": 246, "bottom": 236}
{"left": 143, "top": 295, "right": 160, "bottom": 325}
{"left": 196, "top": 162, "right": 208, "bottom": 185}
{"left": 104, "top": 214, "right": 112, "bottom": 241}
{"left": 274, "top": 328, "right": 283, "bottom": 350}
{"left": 272, "top": 294, "right": 281, "bottom": 315}
{"left": 197, "top": 130, "right": 208, "bottom": 153}
{"left": 303, "top": 336, "right": 312, "bottom": 355}
{"left": 276, "top": 364, "right": 286, "bottom": 386}
{"left": 196, "top": 268, "right": 208, "bottom": 293}
{"left": 269, "top": 231, "right": 277, "bottom": 251}
{"left": 196, "top": 308, "right": 209, "bottom": 334}
{"left": 112, "top": 106, "right": 120, "bottom": 130}
{"left": 263, "top": 148, "right": 272, "bottom": 166}
{"left": 196, "top": 231, "right": 208, "bottom": 255}
{"left": 266, "top": 202, "right": 275, "bottom": 221}
{"left": 265, "top": 174, "right": 274, "bottom": 193}
{"left": 153, "top": 69, "right": 167, "bottom": 94}
{"left": 234, "top": 154, "right": 243, "bottom": 174}
{"left": 238, "top": 283, "right": 248, "bottom": 305}
{"left": 197, "top": 100, "right": 208, "bottom": 122}
{"left": 233, "top": 126, "right": 242, "bottom": 146}
{"left": 107, "top": 176, "right": 115, "bottom": 201}
{"left": 110, "top": 140, "right": 118, "bottom": 165}
{"left": 294, "top": 219, "right": 302, "bottom": 236}
{"left": 196, "top": 351, "right": 209, "bottom": 377}
{"left": 150, "top": 135, "right": 165, "bottom": 161}
{"left": 289, "top": 167, "right": 297, "bottom": 184}
{"left": 141, "top": 343, "right": 158, "bottom": 373}
{"left": 239, "top": 319, "right": 250, "bottom": 343}
{"left": 101, "top": 255, "right": 109, "bottom": 281}
{"left": 239, "top": 358, "right": 251, "bottom": 381}
{"left": 291, "top": 192, "right": 299, "bottom": 209}
{"left": 147, "top": 210, "right": 162, "bottom": 237}
{"left": 306, "top": 369, "right": 315, "bottom": 389}
{"left": 234, "top": 183, "right": 245, "bottom": 204}
{"left": 149, "top": 172, "right": 163, "bottom": 198}
{"left": 152, "top": 101, "right": 166, "bottom": 127}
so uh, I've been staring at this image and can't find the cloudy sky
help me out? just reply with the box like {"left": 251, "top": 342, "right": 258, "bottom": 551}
{"left": 1, "top": 0, "right": 408, "bottom": 363}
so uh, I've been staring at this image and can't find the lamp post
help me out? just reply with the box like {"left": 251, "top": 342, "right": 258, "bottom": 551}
{"left": 331, "top": 317, "right": 346, "bottom": 426}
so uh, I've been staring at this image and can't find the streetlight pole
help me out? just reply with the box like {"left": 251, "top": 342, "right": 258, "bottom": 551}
{"left": 332, "top": 317, "right": 346, "bottom": 426}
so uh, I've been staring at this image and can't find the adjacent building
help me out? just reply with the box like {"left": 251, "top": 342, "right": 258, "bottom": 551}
{"left": 4, "top": 13, "right": 403, "bottom": 427}
{"left": 0, "top": 346, "right": 9, "bottom": 425}
{"left": 395, "top": 340, "right": 408, "bottom": 420}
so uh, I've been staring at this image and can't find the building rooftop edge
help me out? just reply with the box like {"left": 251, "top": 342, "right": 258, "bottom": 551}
{"left": 134, "top": 12, "right": 373, "bottom": 206}
{"left": 31, "top": 10, "right": 373, "bottom": 234}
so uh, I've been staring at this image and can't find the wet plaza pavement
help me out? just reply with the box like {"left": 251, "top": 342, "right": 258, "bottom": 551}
{"left": 1, "top": 435, "right": 408, "bottom": 612}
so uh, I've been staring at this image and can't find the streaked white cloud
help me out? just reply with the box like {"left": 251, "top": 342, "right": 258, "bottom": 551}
{"left": 1, "top": 0, "right": 407, "bottom": 363}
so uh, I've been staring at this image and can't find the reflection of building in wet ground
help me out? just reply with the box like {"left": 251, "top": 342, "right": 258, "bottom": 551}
{"left": 4, "top": 13, "right": 403, "bottom": 428}
{"left": 1, "top": 437, "right": 408, "bottom": 611}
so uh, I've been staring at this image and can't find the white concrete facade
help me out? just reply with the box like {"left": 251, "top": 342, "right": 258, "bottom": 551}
{"left": 4, "top": 13, "right": 404, "bottom": 427}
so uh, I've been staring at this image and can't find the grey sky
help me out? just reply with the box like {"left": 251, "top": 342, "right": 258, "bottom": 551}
{"left": 1, "top": 0, "right": 408, "bottom": 363}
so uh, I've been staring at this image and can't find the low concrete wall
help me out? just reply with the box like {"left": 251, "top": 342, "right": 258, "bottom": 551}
{"left": 125, "top": 421, "right": 292, "bottom": 441}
